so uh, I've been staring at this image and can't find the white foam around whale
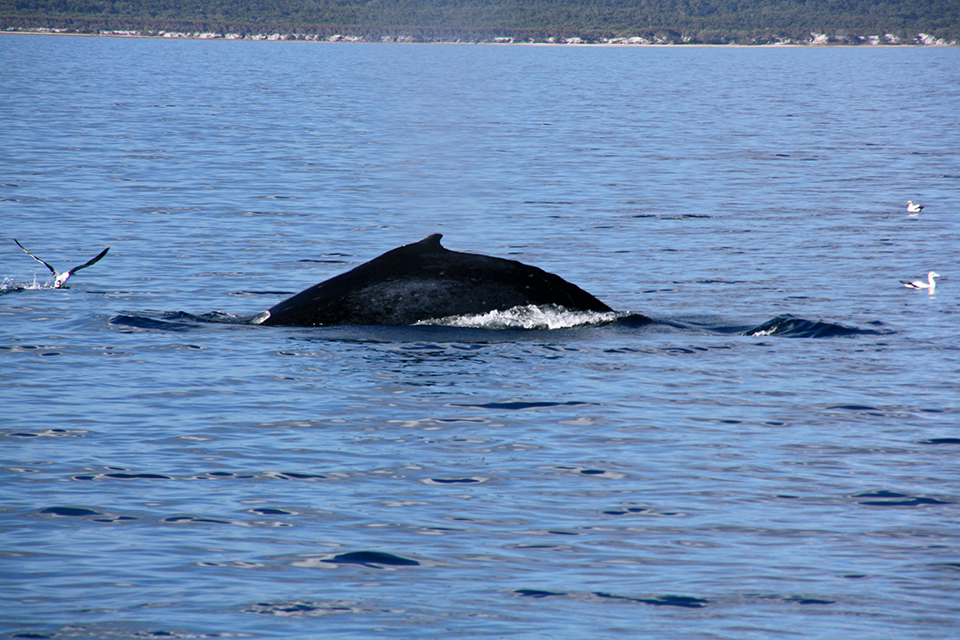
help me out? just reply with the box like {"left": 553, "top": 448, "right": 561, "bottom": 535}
{"left": 415, "top": 304, "right": 620, "bottom": 330}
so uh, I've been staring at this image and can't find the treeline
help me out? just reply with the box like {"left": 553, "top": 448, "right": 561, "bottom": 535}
{"left": 1, "top": 0, "right": 957, "bottom": 44}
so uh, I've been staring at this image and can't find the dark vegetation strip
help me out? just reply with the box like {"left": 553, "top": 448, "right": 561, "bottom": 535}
{"left": 1, "top": 0, "right": 957, "bottom": 43}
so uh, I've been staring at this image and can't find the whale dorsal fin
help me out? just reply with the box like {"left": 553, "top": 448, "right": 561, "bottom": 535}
{"left": 419, "top": 233, "right": 443, "bottom": 249}
{"left": 404, "top": 234, "right": 446, "bottom": 255}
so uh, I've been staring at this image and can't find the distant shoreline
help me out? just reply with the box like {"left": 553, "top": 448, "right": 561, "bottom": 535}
{"left": 3, "top": 29, "right": 957, "bottom": 47}
{"left": 4, "top": 0, "right": 957, "bottom": 47}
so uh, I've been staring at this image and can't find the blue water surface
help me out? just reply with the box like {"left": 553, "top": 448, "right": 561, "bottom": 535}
{"left": 1, "top": 35, "right": 959, "bottom": 639}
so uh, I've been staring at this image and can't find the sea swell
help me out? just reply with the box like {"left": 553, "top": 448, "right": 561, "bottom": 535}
{"left": 107, "top": 307, "right": 887, "bottom": 339}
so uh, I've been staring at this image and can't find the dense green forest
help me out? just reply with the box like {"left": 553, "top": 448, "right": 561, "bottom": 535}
{"left": 1, "top": 0, "right": 957, "bottom": 44}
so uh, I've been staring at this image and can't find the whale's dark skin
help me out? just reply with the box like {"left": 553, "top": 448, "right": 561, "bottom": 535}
{"left": 260, "top": 234, "right": 614, "bottom": 326}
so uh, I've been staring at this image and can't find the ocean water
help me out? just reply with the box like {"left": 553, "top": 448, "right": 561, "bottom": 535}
{"left": 1, "top": 35, "right": 959, "bottom": 639}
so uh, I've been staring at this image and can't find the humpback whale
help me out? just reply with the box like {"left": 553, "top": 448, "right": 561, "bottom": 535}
{"left": 259, "top": 234, "right": 614, "bottom": 326}
{"left": 14, "top": 239, "right": 109, "bottom": 288}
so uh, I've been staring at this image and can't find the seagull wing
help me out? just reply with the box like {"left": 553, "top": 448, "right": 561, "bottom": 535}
{"left": 67, "top": 247, "right": 110, "bottom": 275}
{"left": 14, "top": 239, "right": 58, "bottom": 276}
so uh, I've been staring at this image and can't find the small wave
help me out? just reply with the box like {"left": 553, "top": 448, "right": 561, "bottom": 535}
{"left": 110, "top": 314, "right": 201, "bottom": 332}
{"left": 305, "top": 551, "right": 420, "bottom": 568}
{"left": 743, "top": 315, "right": 886, "bottom": 338}
{"left": 852, "top": 490, "right": 953, "bottom": 507}
{"left": 454, "top": 400, "right": 592, "bottom": 410}
{"left": 110, "top": 311, "right": 268, "bottom": 331}
{"left": 415, "top": 304, "right": 620, "bottom": 330}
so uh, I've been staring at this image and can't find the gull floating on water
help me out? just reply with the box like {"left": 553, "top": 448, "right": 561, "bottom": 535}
{"left": 907, "top": 200, "right": 924, "bottom": 214}
{"left": 14, "top": 239, "right": 110, "bottom": 288}
{"left": 901, "top": 271, "right": 940, "bottom": 292}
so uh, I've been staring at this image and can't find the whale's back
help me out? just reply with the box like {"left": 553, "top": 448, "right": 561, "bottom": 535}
{"left": 262, "top": 234, "right": 612, "bottom": 327}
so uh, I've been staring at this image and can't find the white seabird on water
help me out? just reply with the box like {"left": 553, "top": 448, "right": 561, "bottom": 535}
{"left": 907, "top": 200, "right": 924, "bottom": 214}
{"left": 14, "top": 239, "right": 110, "bottom": 288}
{"left": 901, "top": 271, "right": 940, "bottom": 292}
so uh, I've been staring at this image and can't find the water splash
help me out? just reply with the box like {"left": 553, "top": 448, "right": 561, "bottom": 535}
{"left": 0, "top": 276, "right": 51, "bottom": 294}
{"left": 415, "top": 304, "right": 620, "bottom": 330}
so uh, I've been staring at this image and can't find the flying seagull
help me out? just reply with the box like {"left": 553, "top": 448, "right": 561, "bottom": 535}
{"left": 901, "top": 271, "right": 940, "bottom": 292}
{"left": 14, "top": 239, "right": 110, "bottom": 288}
{"left": 907, "top": 200, "right": 924, "bottom": 214}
